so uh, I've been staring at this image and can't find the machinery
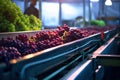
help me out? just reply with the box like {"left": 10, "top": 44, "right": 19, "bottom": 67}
{"left": 0, "top": 27, "right": 119, "bottom": 80}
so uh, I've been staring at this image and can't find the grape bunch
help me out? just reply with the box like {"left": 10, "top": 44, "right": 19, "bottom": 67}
{"left": 35, "top": 31, "right": 63, "bottom": 50}
{"left": 80, "top": 29, "right": 91, "bottom": 37}
{"left": 0, "top": 16, "right": 15, "bottom": 32}
{"left": 0, "top": 35, "right": 38, "bottom": 57}
{"left": 62, "top": 29, "right": 84, "bottom": 43}
{"left": 0, "top": 47, "right": 21, "bottom": 63}
{"left": 15, "top": 35, "right": 38, "bottom": 56}
{"left": 57, "top": 24, "right": 70, "bottom": 37}
{"left": 16, "top": 34, "right": 29, "bottom": 43}
{"left": 0, "top": 0, "right": 42, "bottom": 32}
{"left": 36, "top": 37, "right": 63, "bottom": 51}
{"left": 35, "top": 31, "right": 50, "bottom": 42}
{"left": 56, "top": 24, "right": 84, "bottom": 43}
{"left": 22, "top": 41, "right": 38, "bottom": 56}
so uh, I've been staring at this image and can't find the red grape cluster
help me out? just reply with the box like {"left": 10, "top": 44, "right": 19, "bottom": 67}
{"left": 16, "top": 34, "right": 29, "bottom": 42}
{"left": 35, "top": 31, "right": 63, "bottom": 51}
{"left": 80, "top": 29, "right": 94, "bottom": 37}
{"left": 57, "top": 24, "right": 70, "bottom": 37}
{"left": 62, "top": 29, "right": 84, "bottom": 43}
{"left": 36, "top": 38, "right": 63, "bottom": 51}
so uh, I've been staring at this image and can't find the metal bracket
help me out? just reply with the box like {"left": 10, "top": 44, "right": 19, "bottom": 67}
{"left": 96, "top": 54, "right": 120, "bottom": 67}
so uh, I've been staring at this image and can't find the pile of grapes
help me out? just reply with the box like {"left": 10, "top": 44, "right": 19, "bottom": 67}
{"left": 0, "top": 24, "right": 116, "bottom": 63}
{"left": 0, "top": 0, "right": 42, "bottom": 32}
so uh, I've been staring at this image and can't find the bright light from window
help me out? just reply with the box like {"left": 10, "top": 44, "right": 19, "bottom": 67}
{"left": 105, "top": 0, "right": 112, "bottom": 6}
{"left": 90, "top": 0, "right": 99, "bottom": 2}
{"left": 42, "top": 2, "right": 59, "bottom": 26}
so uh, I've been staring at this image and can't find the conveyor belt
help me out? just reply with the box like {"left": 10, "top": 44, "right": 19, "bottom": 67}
{"left": 10, "top": 40, "right": 100, "bottom": 80}
{"left": 37, "top": 41, "right": 100, "bottom": 80}
{"left": 0, "top": 28, "right": 118, "bottom": 80}
{"left": 94, "top": 34, "right": 120, "bottom": 80}
{"left": 61, "top": 33, "right": 120, "bottom": 80}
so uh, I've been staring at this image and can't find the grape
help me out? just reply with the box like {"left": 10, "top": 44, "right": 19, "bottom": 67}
{"left": 35, "top": 31, "right": 50, "bottom": 42}
{"left": 49, "top": 38, "right": 63, "bottom": 47}
{"left": 16, "top": 34, "right": 29, "bottom": 43}
{"left": 22, "top": 41, "right": 38, "bottom": 55}
{"left": 29, "top": 15, "right": 42, "bottom": 30}
{"left": 0, "top": 17, "right": 15, "bottom": 32}
{"left": 62, "top": 24, "right": 70, "bottom": 31}
{"left": 62, "top": 29, "right": 83, "bottom": 43}
{"left": 0, "top": 47, "right": 21, "bottom": 63}
{"left": 0, "top": 0, "right": 42, "bottom": 32}
{"left": 57, "top": 24, "right": 70, "bottom": 37}
{"left": 35, "top": 31, "right": 63, "bottom": 50}
{"left": 57, "top": 29, "right": 65, "bottom": 37}
{"left": 0, "top": 24, "right": 117, "bottom": 63}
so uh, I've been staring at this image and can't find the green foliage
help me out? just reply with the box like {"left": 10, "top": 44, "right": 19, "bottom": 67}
{"left": 90, "top": 20, "right": 105, "bottom": 27}
{"left": 0, "top": 0, "right": 42, "bottom": 32}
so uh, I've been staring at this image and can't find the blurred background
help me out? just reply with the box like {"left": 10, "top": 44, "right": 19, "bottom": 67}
{"left": 12, "top": 0, "right": 120, "bottom": 28}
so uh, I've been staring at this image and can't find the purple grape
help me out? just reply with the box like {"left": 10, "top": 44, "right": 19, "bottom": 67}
{"left": 0, "top": 47, "right": 21, "bottom": 63}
